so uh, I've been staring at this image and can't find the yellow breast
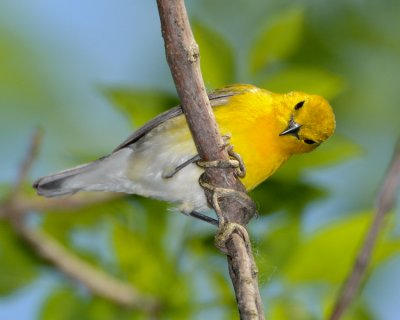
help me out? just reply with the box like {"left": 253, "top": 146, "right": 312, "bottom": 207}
{"left": 214, "top": 89, "right": 290, "bottom": 190}
{"left": 165, "top": 84, "right": 334, "bottom": 192}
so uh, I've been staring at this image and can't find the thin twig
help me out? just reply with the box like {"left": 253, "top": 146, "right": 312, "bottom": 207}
{"left": 15, "top": 224, "right": 159, "bottom": 311}
{"left": 1, "top": 130, "right": 160, "bottom": 314}
{"left": 156, "top": 1, "right": 264, "bottom": 318}
{"left": 17, "top": 193, "right": 122, "bottom": 213}
{"left": 329, "top": 139, "right": 400, "bottom": 320}
{"left": 13, "top": 128, "right": 43, "bottom": 196}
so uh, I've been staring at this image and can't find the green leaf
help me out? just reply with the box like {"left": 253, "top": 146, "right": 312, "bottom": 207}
{"left": 113, "top": 221, "right": 194, "bottom": 317}
{"left": 256, "top": 214, "right": 302, "bottom": 277}
{"left": 283, "top": 213, "right": 370, "bottom": 283}
{"left": 131, "top": 197, "right": 169, "bottom": 250}
{"left": 0, "top": 31, "right": 56, "bottom": 107}
{"left": 269, "top": 297, "right": 316, "bottom": 320}
{"left": 210, "top": 269, "right": 236, "bottom": 307}
{"left": 41, "top": 286, "right": 144, "bottom": 320}
{"left": 40, "top": 287, "right": 85, "bottom": 320}
{"left": 282, "top": 211, "right": 400, "bottom": 284}
{"left": 102, "top": 88, "right": 178, "bottom": 127}
{"left": 112, "top": 222, "right": 190, "bottom": 311}
{"left": 274, "top": 134, "right": 361, "bottom": 181}
{"left": 0, "top": 222, "right": 39, "bottom": 295}
{"left": 250, "top": 7, "right": 305, "bottom": 73}
{"left": 251, "top": 179, "right": 326, "bottom": 215}
{"left": 42, "top": 195, "right": 170, "bottom": 276}
{"left": 186, "top": 232, "right": 215, "bottom": 256}
{"left": 42, "top": 197, "right": 134, "bottom": 245}
{"left": 113, "top": 222, "right": 170, "bottom": 294}
{"left": 192, "top": 20, "right": 235, "bottom": 88}
{"left": 262, "top": 66, "right": 345, "bottom": 99}
{"left": 84, "top": 296, "right": 139, "bottom": 320}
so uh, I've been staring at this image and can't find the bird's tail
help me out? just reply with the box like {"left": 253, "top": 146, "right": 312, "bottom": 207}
{"left": 33, "top": 149, "right": 131, "bottom": 197}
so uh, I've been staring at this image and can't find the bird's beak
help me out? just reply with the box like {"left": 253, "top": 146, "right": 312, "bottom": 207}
{"left": 279, "top": 116, "right": 302, "bottom": 139}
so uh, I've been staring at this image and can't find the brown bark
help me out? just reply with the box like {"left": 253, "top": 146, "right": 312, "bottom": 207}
{"left": 156, "top": 1, "right": 264, "bottom": 318}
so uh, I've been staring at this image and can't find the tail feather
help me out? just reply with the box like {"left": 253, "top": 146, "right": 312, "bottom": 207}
{"left": 33, "top": 149, "right": 133, "bottom": 198}
{"left": 33, "top": 162, "right": 98, "bottom": 197}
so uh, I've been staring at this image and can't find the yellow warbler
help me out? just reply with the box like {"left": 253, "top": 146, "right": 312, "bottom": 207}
{"left": 33, "top": 84, "right": 335, "bottom": 218}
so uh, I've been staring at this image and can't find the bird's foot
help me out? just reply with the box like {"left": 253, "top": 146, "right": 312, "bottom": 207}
{"left": 198, "top": 178, "right": 251, "bottom": 215}
{"left": 214, "top": 221, "right": 250, "bottom": 254}
{"left": 196, "top": 140, "right": 246, "bottom": 178}
{"left": 198, "top": 176, "right": 256, "bottom": 252}
{"left": 189, "top": 138, "right": 253, "bottom": 235}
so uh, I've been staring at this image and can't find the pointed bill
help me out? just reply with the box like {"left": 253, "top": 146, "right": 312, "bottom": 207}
{"left": 279, "top": 116, "right": 302, "bottom": 138}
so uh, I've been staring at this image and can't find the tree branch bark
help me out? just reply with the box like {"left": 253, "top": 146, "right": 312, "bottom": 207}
{"left": 156, "top": 1, "right": 264, "bottom": 318}
{"left": 329, "top": 138, "right": 400, "bottom": 320}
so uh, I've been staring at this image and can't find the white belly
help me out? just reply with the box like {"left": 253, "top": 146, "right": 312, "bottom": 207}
{"left": 62, "top": 117, "right": 210, "bottom": 212}
{"left": 114, "top": 124, "right": 209, "bottom": 213}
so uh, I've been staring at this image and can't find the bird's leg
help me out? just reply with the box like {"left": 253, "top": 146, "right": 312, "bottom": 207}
{"left": 162, "top": 135, "right": 245, "bottom": 180}
{"left": 187, "top": 211, "right": 219, "bottom": 226}
{"left": 198, "top": 177, "right": 251, "bottom": 214}
{"left": 162, "top": 154, "right": 201, "bottom": 179}
{"left": 168, "top": 138, "right": 246, "bottom": 226}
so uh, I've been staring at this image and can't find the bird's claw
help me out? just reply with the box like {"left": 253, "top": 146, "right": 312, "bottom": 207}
{"left": 198, "top": 174, "right": 255, "bottom": 252}
{"left": 196, "top": 138, "right": 246, "bottom": 178}
{"left": 214, "top": 221, "right": 250, "bottom": 254}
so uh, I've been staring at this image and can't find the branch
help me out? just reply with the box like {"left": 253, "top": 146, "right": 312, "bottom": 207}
{"left": 329, "top": 138, "right": 400, "bottom": 320}
{"left": 15, "top": 193, "right": 122, "bottom": 213}
{"left": 156, "top": 1, "right": 264, "bottom": 318}
{"left": 156, "top": 0, "right": 254, "bottom": 225}
{"left": 16, "top": 225, "right": 159, "bottom": 311}
{"left": 12, "top": 128, "right": 43, "bottom": 197}
{"left": 1, "top": 130, "right": 160, "bottom": 314}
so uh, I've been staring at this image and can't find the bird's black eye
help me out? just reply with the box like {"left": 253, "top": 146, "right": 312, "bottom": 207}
{"left": 294, "top": 101, "right": 305, "bottom": 110}
{"left": 304, "top": 139, "right": 316, "bottom": 145}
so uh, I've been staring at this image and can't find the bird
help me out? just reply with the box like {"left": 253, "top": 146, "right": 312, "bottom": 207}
{"left": 33, "top": 84, "right": 335, "bottom": 223}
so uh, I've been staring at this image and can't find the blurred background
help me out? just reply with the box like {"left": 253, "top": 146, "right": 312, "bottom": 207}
{"left": 0, "top": 0, "right": 399, "bottom": 319}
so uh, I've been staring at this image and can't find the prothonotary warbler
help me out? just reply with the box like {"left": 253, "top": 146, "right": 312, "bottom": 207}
{"left": 33, "top": 84, "right": 335, "bottom": 221}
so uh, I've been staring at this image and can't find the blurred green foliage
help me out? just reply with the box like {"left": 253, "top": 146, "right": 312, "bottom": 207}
{"left": 250, "top": 7, "right": 305, "bottom": 74}
{"left": 40, "top": 286, "right": 142, "bottom": 320}
{"left": 0, "top": 1, "right": 399, "bottom": 320}
{"left": 102, "top": 88, "right": 178, "bottom": 127}
{"left": 0, "top": 222, "right": 39, "bottom": 295}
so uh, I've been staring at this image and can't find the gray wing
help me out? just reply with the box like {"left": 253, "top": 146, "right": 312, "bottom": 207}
{"left": 112, "top": 91, "right": 235, "bottom": 152}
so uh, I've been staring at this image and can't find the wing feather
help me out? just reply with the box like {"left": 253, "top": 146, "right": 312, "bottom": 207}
{"left": 112, "top": 91, "right": 236, "bottom": 152}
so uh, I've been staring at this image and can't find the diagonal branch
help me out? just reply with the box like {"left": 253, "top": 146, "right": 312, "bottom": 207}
{"left": 1, "top": 130, "right": 160, "bottom": 314}
{"left": 15, "top": 193, "right": 122, "bottom": 213}
{"left": 329, "top": 138, "right": 400, "bottom": 320}
{"left": 15, "top": 224, "right": 159, "bottom": 311}
{"left": 156, "top": 1, "right": 264, "bottom": 319}
{"left": 12, "top": 128, "right": 43, "bottom": 198}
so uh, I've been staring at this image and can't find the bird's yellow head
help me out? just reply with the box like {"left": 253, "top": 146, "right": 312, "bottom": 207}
{"left": 277, "top": 91, "right": 336, "bottom": 154}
